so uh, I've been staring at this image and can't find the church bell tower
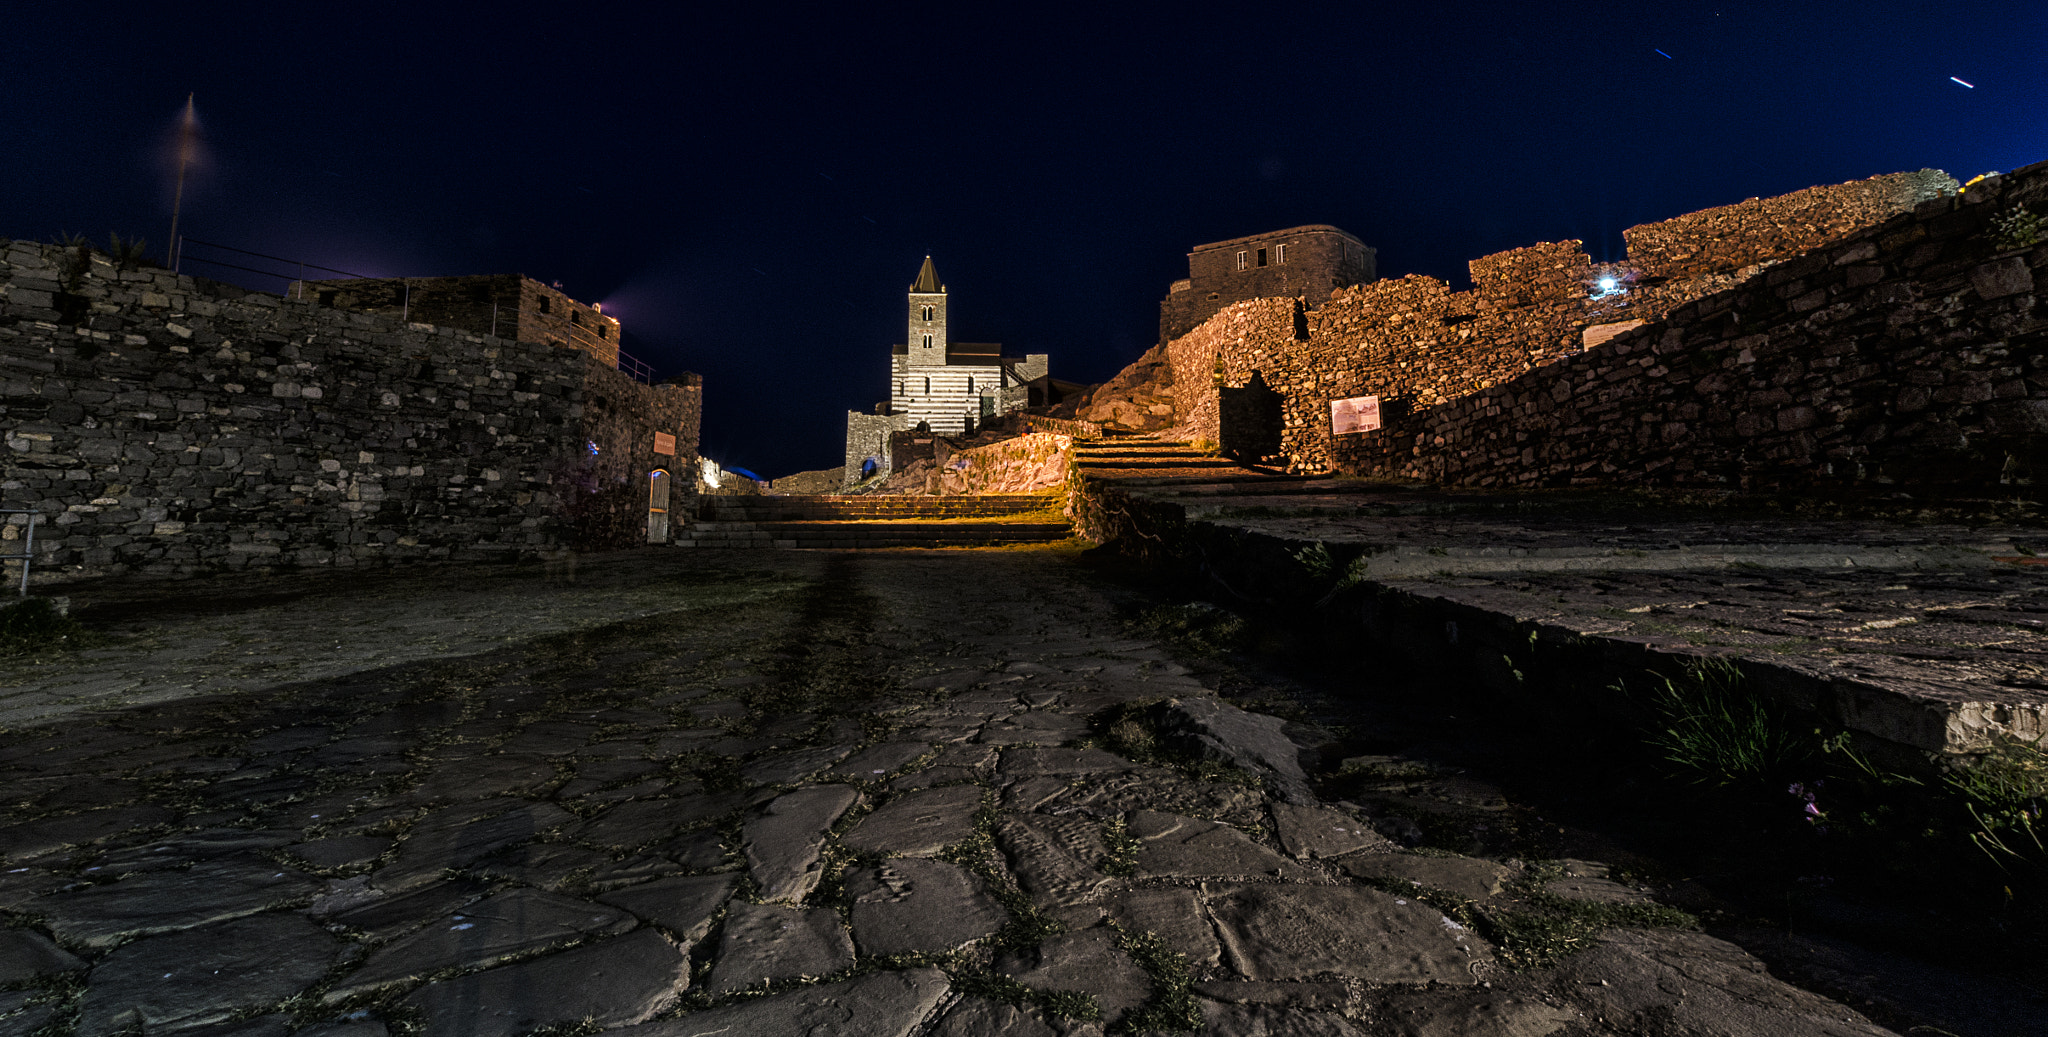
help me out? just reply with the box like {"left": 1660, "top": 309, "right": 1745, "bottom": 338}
{"left": 907, "top": 255, "right": 947, "bottom": 368}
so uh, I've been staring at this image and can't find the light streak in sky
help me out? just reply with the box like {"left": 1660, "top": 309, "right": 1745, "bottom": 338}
{"left": 1655, "top": 49, "right": 1673, "bottom": 59}
{"left": 1951, "top": 76, "right": 1975, "bottom": 88}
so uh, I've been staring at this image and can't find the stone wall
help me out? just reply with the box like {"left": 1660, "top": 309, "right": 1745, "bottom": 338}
{"left": 1331, "top": 161, "right": 2048, "bottom": 495}
{"left": 934, "top": 432, "right": 1072, "bottom": 495}
{"left": 288, "top": 274, "right": 621, "bottom": 368}
{"left": 0, "top": 241, "right": 699, "bottom": 583}
{"left": 1159, "top": 225, "right": 1374, "bottom": 345}
{"left": 1160, "top": 170, "right": 1956, "bottom": 473}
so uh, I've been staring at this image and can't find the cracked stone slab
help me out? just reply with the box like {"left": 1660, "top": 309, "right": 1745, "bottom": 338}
{"left": 1340, "top": 853, "right": 1515, "bottom": 902}
{"left": 1105, "top": 886, "right": 1221, "bottom": 968}
{"left": 320, "top": 878, "right": 489, "bottom": 939}
{"left": 1379, "top": 990, "right": 1578, "bottom": 1037}
{"left": 399, "top": 928, "right": 687, "bottom": 1037}
{"left": 825, "top": 741, "right": 934, "bottom": 780}
{"left": 621, "top": 966, "right": 950, "bottom": 1037}
{"left": 0, "top": 928, "right": 83, "bottom": 983}
{"left": 994, "top": 812, "right": 1110, "bottom": 906}
{"left": 1041, "top": 770, "right": 1265, "bottom": 824}
{"left": 322, "top": 887, "right": 635, "bottom": 1002}
{"left": 75, "top": 914, "right": 343, "bottom": 1037}
{"left": 285, "top": 835, "right": 394, "bottom": 870}
{"left": 399, "top": 753, "right": 558, "bottom": 803}
{"left": 0, "top": 995, "right": 58, "bottom": 1037}
{"left": 1551, "top": 929, "right": 1892, "bottom": 1036}
{"left": 568, "top": 792, "right": 748, "bottom": 850}
{"left": 1207, "top": 883, "right": 1490, "bottom": 983}
{"left": 1192, "top": 980, "right": 1350, "bottom": 1010}
{"left": 999, "top": 746, "right": 1132, "bottom": 779}
{"left": 926, "top": 996, "right": 1058, "bottom": 1037}
{"left": 371, "top": 801, "right": 571, "bottom": 892}
{"left": 1128, "top": 810, "right": 1311, "bottom": 881}
{"left": 842, "top": 785, "right": 983, "bottom": 857}
{"left": 976, "top": 710, "right": 1092, "bottom": 746}
{"left": 1544, "top": 859, "right": 1656, "bottom": 905}
{"left": 705, "top": 901, "right": 855, "bottom": 993}
{"left": 996, "top": 928, "right": 1152, "bottom": 1025}
{"left": 847, "top": 859, "right": 1005, "bottom": 956}
{"left": 470, "top": 841, "right": 616, "bottom": 888}
{"left": 35, "top": 857, "right": 322, "bottom": 949}
{"left": 1270, "top": 802, "right": 1388, "bottom": 859}
{"left": 742, "top": 785, "right": 860, "bottom": 904}
{"left": 0, "top": 805, "right": 175, "bottom": 862}
{"left": 1196, "top": 1002, "right": 1367, "bottom": 1036}
{"left": 91, "top": 829, "right": 300, "bottom": 871}
{"left": 742, "top": 744, "right": 856, "bottom": 786}
{"left": 596, "top": 873, "right": 737, "bottom": 946}
{"left": 1156, "top": 697, "right": 1311, "bottom": 803}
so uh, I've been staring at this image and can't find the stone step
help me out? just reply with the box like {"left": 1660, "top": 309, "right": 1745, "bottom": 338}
{"left": 677, "top": 520, "right": 1073, "bottom": 549}
{"left": 699, "top": 494, "right": 1057, "bottom": 522}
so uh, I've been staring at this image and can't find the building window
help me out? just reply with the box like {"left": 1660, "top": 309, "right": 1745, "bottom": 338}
{"left": 1256, "top": 247, "right": 1268, "bottom": 267}
{"left": 921, "top": 305, "right": 934, "bottom": 321}
{"left": 1236, "top": 251, "right": 1248, "bottom": 271}
{"left": 537, "top": 296, "right": 551, "bottom": 315}
{"left": 923, "top": 334, "right": 933, "bottom": 349}
{"left": 896, "top": 381, "right": 904, "bottom": 396}
{"left": 967, "top": 376, "right": 975, "bottom": 393}
{"left": 1276, "top": 244, "right": 1288, "bottom": 264}
{"left": 923, "top": 376, "right": 931, "bottom": 394}
{"left": 571, "top": 311, "right": 583, "bottom": 326}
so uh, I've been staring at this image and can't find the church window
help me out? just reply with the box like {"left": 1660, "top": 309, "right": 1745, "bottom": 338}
{"left": 967, "top": 376, "right": 975, "bottom": 393}
{"left": 923, "top": 376, "right": 931, "bottom": 394}
{"left": 1276, "top": 244, "right": 1288, "bottom": 264}
{"left": 1236, "top": 251, "right": 1248, "bottom": 271}
{"left": 1256, "top": 247, "right": 1269, "bottom": 267}
{"left": 896, "top": 381, "right": 904, "bottom": 396}
{"left": 921, "top": 305, "right": 934, "bottom": 321}
{"left": 923, "top": 334, "right": 933, "bottom": 349}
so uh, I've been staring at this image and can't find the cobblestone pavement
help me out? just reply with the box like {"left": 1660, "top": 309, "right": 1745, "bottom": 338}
{"left": 0, "top": 548, "right": 1918, "bottom": 1036}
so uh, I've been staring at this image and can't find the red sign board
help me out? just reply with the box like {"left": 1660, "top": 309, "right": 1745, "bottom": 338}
{"left": 653, "top": 432, "right": 677, "bottom": 456}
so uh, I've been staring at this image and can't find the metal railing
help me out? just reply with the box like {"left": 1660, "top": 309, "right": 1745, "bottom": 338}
{"left": 0, "top": 509, "right": 41, "bottom": 597}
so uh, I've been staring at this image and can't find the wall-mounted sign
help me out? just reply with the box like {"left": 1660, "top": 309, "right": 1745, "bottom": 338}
{"left": 1330, "top": 395, "right": 1382, "bottom": 435}
{"left": 653, "top": 432, "right": 677, "bottom": 456}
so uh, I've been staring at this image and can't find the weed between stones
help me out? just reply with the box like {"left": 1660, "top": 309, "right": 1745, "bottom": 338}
{"left": 0, "top": 596, "right": 96, "bottom": 658}
{"left": 1103, "top": 920, "right": 1201, "bottom": 1034}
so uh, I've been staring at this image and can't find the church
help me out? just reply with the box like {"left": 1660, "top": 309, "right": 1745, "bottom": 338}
{"left": 843, "top": 257, "right": 1048, "bottom": 484}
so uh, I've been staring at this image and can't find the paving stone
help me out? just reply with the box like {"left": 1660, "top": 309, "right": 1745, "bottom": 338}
{"left": 75, "top": 913, "right": 343, "bottom": 1037}
{"left": 571, "top": 792, "right": 748, "bottom": 849}
{"left": 0, "top": 928, "right": 82, "bottom": 983}
{"left": 1156, "top": 697, "right": 1312, "bottom": 804}
{"left": 400, "top": 928, "right": 688, "bottom": 1037}
{"left": 0, "top": 1000, "right": 57, "bottom": 1037}
{"left": 994, "top": 812, "right": 1110, "bottom": 906}
{"left": 1196, "top": 1002, "right": 1366, "bottom": 1036}
{"left": 842, "top": 784, "right": 983, "bottom": 857}
{"left": 174, "top": 1014, "right": 292, "bottom": 1037}
{"left": 892, "top": 765, "right": 985, "bottom": 789}
{"left": 1340, "top": 853, "right": 1514, "bottom": 902}
{"left": 400, "top": 753, "right": 558, "bottom": 803}
{"left": 1191, "top": 980, "right": 1350, "bottom": 1009}
{"left": 322, "top": 887, "right": 636, "bottom": 1002}
{"left": 742, "top": 744, "right": 856, "bottom": 786}
{"left": 36, "top": 856, "right": 322, "bottom": 949}
{"left": 372, "top": 801, "right": 571, "bottom": 892}
{"left": 742, "top": 785, "right": 860, "bottom": 904}
{"left": 241, "top": 725, "right": 334, "bottom": 755}
{"left": 1038, "top": 770, "right": 1265, "bottom": 824}
{"left": 996, "top": 928, "right": 1152, "bottom": 1024}
{"left": 626, "top": 965, "right": 951, "bottom": 1036}
{"left": 1128, "top": 810, "right": 1311, "bottom": 881}
{"left": 655, "top": 828, "right": 731, "bottom": 870}
{"left": 847, "top": 859, "right": 1006, "bottom": 955}
{"left": 586, "top": 852, "right": 690, "bottom": 890}
{"left": 1105, "top": 886, "right": 1221, "bottom": 967}
{"left": 470, "top": 841, "right": 614, "bottom": 888}
{"left": 976, "top": 710, "right": 1092, "bottom": 746}
{"left": 926, "top": 996, "right": 1058, "bottom": 1037}
{"left": 91, "top": 829, "right": 300, "bottom": 872}
{"left": 1379, "top": 990, "right": 1577, "bottom": 1037}
{"left": 1207, "top": 883, "right": 1488, "bottom": 983}
{"left": 0, "top": 805, "right": 175, "bottom": 861}
{"left": 705, "top": 901, "right": 855, "bottom": 993}
{"left": 597, "top": 873, "right": 738, "bottom": 944}
{"left": 999, "top": 746, "right": 1131, "bottom": 779}
{"left": 322, "top": 878, "right": 490, "bottom": 940}
{"left": 826, "top": 741, "right": 934, "bottom": 779}
{"left": 555, "top": 757, "right": 666, "bottom": 798}
{"left": 1544, "top": 858, "right": 1655, "bottom": 905}
{"left": 296, "top": 1022, "right": 389, "bottom": 1037}
{"left": 1552, "top": 929, "right": 1891, "bottom": 1036}
{"left": 1269, "top": 802, "right": 1388, "bottom": 859}
{"left": 285, "top": 835, "right": 394, "bottom": 870}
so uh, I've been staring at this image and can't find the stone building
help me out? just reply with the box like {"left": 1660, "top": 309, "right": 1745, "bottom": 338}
{"left": 286, "top": 274, "right": 621, "bottom": 368}
{"left": 844, "top": 257, "right": 1048, "bottom": 484}
{"left": 1158, "top": 225, "right": 1375, "bottom": 344}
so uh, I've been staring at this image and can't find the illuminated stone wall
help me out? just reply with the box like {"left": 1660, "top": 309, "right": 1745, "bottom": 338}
{"left": 1161, "top": 169, "right": 1956, "bottom": 472}
{"left": 0, "top": 243, "right": 699, "bottom": 582}
{"left": 287, "top": 274, "right": 622, "bottom": 368}
{"left": 1158, "top": 225, "right": 1374, "bottom": 345}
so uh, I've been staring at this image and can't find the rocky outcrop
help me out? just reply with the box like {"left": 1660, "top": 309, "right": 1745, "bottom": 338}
{"left": 1079, "top": 342, "right": 1176, "bottom": 431}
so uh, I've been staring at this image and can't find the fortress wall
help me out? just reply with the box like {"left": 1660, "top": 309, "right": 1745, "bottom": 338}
{"left": 1165, "top": 170, "right": 1957, "bottom": 470}
{"left": 1330, "top": 160, "right": 2048, "bottom": 494}
{"left": 0, "top": 242, "right": 699, "bottom": 583}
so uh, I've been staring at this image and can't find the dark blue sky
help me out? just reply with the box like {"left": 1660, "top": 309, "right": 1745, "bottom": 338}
{"left": 7, "top": 1, "right": 2043, "bottom": 478}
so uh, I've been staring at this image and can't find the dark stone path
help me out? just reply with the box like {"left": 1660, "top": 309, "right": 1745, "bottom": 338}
{"left": 0, "top": 548, "right": 1913, "bottom": 1035}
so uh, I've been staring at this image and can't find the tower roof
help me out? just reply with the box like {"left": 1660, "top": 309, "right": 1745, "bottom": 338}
{"left": 911, "top": 256, "right": 944, "bottom": 293}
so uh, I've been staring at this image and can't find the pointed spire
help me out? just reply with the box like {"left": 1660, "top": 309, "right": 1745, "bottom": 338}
{"left": 911, "top": 255, "right": 943, "bottom": 293}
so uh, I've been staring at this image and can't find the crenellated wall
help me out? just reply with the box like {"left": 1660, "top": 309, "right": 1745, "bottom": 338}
{"left": 0, "top": 241, "right": 700, "bottom": 583}
{"left": 1162, "top": 169, "right": 1958, "bottom": 471}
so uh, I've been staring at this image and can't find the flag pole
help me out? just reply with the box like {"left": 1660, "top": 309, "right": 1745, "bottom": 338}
{"left": 167, "top": 93, "right": 194, "bottom": 272}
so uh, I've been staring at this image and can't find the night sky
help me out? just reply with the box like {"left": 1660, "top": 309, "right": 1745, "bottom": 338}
{"left": 8, "top": 2, "right": 2043, "bottom": 479}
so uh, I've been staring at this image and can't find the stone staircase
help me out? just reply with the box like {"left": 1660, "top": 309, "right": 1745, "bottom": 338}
{"left": 1070, "top": 439, "right": 1279, "bottom": 482}
{"left": 678, "top": 493, "right": 1073, "bottom": 549}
